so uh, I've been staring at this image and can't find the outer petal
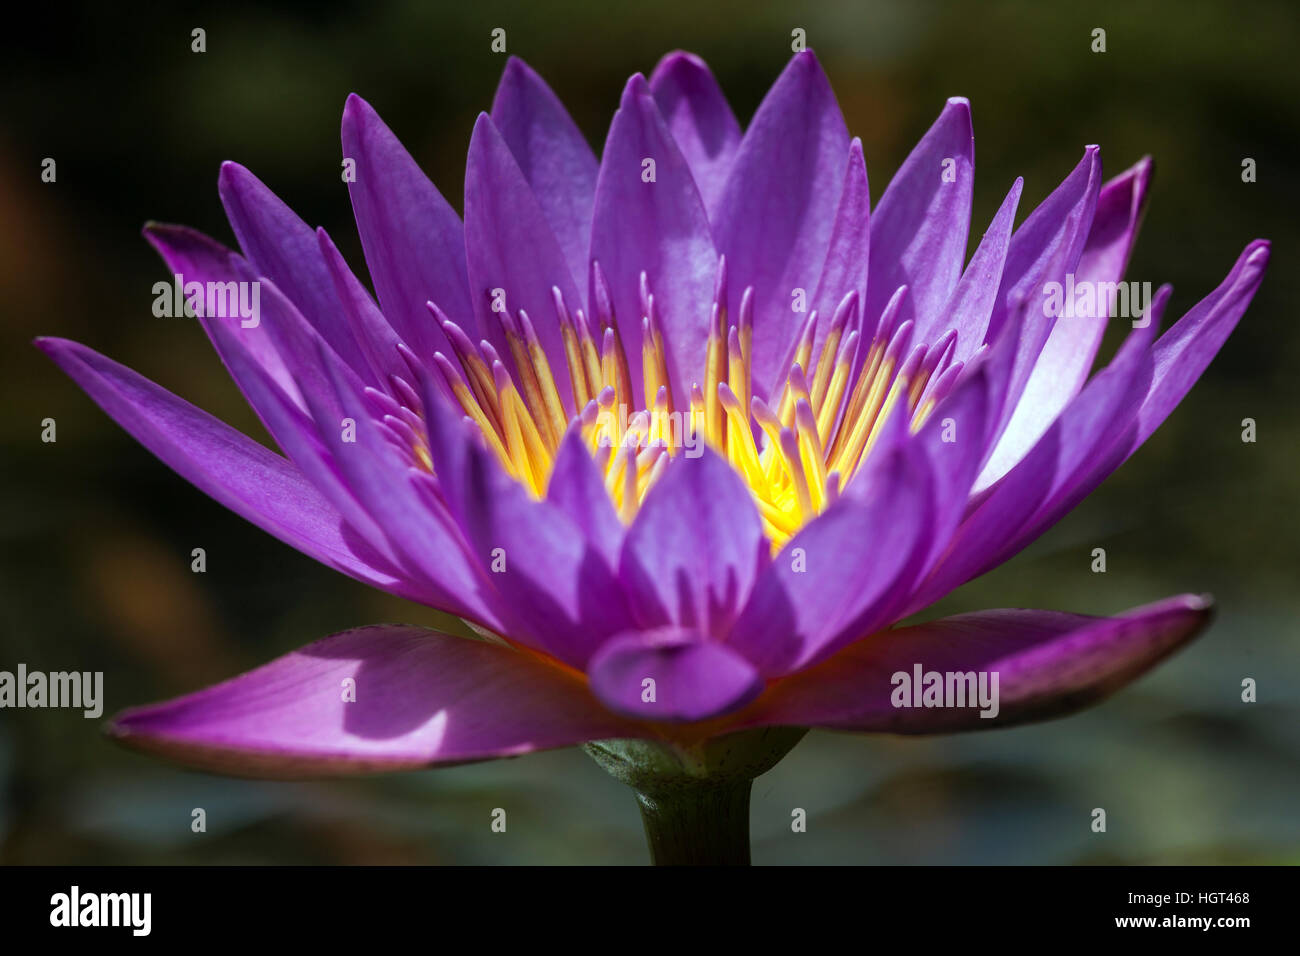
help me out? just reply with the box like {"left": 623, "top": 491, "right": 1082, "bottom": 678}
{"left": 588, "top": 628, "right": 764, "bottom": 723}
{"left": 490, "top": 57, "right": 599, "bottom": 292}
{"left": 735, "top": 595, "right": 1212, "bottom": 733}
{"left": 648, "top": 51, "right": 742, "bottom": 214}
{"left": 865, "top": 97, "right": 974, "bottom": 345}
{"left": 712, "top": 51, "right": 850, "bottom": 397}
{"left": 464, "top": 112, "right": 582, "bottom": 410}
{"left": 110, "top": 625, "right": 649, "bottom": 778}
{"left": 589, "top": 73, "right": 717, "bottom": 405}
{"left": 342, "top": 94, "right": 472, "bottom": 358}
{"left": 34, "top": 337, "right": 417, "bottom": 599}
{"left": 619, "top": 448, "right": 767, "bottom": 637}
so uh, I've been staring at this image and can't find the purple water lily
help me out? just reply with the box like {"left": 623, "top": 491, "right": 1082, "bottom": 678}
{"left": 39, "top": 50, "right": 1267, "bottom": 864}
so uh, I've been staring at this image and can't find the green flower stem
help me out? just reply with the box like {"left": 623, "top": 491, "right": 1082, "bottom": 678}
{"left": 584, "top": 726, "right": 806, "bottom": 866}
{"left": 634, "top": 777, "right": 753, "bottom": 865}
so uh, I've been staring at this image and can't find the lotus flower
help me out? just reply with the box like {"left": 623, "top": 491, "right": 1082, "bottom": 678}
{"left": 38, "top": 50, "right": 1268, "bottom": 864}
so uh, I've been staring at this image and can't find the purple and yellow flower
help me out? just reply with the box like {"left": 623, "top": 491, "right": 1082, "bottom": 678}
{"left": 38, "top": 51, "right": 1267, "bottom": 860}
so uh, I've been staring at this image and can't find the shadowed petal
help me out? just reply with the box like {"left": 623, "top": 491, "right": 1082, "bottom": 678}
{"left": 866, "top": 97, "right": 974, "bottom": 345}
{"left": 737, "top": 595, "right": 1212, "bottom": 733}
{"left": 491, "top": 57, "right": 599, "bottom": 291}
{"left": 588, "top": 628, "right": 764, "bottom": 722}
{"left": 342, "top": 94, "right": 472, "bottom": 357}
{"left": 713, "top": 51, "right": 849, "bottom": 396}
{"left": 648, "top": 50, "right": 742, "bottom": 214}
{"left": 110, "top": 625, "right": 649, "bottom": 778}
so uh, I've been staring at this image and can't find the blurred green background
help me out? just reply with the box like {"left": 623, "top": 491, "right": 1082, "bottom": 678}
{"left": 1, "top": 0, "right": 1297, "bottom": 864}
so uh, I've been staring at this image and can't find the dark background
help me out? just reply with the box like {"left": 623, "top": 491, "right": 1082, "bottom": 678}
{"left": 1, "top": 0, "right": 1296, "bottom": 863}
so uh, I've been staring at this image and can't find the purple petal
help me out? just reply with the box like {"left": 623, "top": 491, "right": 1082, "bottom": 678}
{"left": 945, "top": 177, "right": 1023, "bottom": 366}
{"left": 490, "top": 57, "right": 599, "bottom": 293}
{"left": 589, "top": 73, "right": 717, "bottom": 406}
{"left": 992, "top": 157, "right": 1153, "bottom": 479}
{"left": 648, "top": 50, "right": 742, "bottom": 214}
{"left": 619, "top": 447, "right": 767, "bottom": 637}
{"left": 712, "top": 51, "right": 849, "bottom": 397}
{"left": 865, "top": 97, "right": 974, "bottom": 345}
{"left": 218, "top": 162, "right": 378, "bottom": 386}
{"left": 738, "top": 595, "right": 1211, "bottom": 733}
{"left": 424, "top": 394, "right": 633, "bottom": 668}
{"left": 977, "top": 147, "right": 1103, "bottom": 488}
{"left": 1132, "top": 239, "right": 1270, "bottom": 451}
{"left": 34, "top": 337, "right": 419, "bottom": 600}
{"left": 728, "top": 440, "right": 934, "bottom": 676}
{"left": 464, "top": 112, "right": 581, "bottom": 411}
{"left": 587, "top": 628, "right": 764, "bottom": 722}
{"left": 546, "top": 426, "right": 625, "bottom": 568}
{"left": 907, "top": 289, "right": 1168, "bottom": 612}
{"left": 302, "top": 341, "right": 507, "bottom": 631}
{"left": 110, "top": 625, "right": 647, "bottom": 778}
{"left": 341, "top": 94, "right": 471, "bottom": 357}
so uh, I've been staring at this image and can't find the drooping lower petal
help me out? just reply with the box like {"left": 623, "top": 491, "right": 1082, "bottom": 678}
{"left": 587, "top": 628, "right": 764, "bottom": 723}
{"left": 735, "top": 595, "right": 1212, "bottom": 733}
{"left": 109, "top": 625, "right": 650, "bottom": 779}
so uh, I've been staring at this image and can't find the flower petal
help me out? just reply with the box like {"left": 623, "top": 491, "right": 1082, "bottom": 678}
{"left": 34, "top": 337, "right": 417, "bottom": 599}
{"left": 738, "top": 595, "right": 1212, "bottom": 733}
{"left": 110, "top": 625, "right": 648, "bottom": 778}
{"left": 588, "top": 628, "right": 764, "bottom": 723}
{"left": 945, "top": 177, "right": 1023, "bottom": 366}
{"left": 648, "top": 50, "right": 742, "bottom": 214}
{"left": 490, "top": 57, "right": 599, "bottom": 292}
{"left": 712, "top": 51, "right": 849, "bottom": 396}
{"left": 589, "top": 73, "right": 717, "bottom": 406}
{"left": 218, "top": 162, "right": 380, "bottom": 387}
{"left": 976, "top": 147, "right": 1103, "bottom": 489}
{"left": 464, "top": 112, "right": 582, "bottom": 410}
{"left": 341, "top": 94, "right": 472, "bottom": 357}
{"left": 866, "top": 97, "right": 974, "bottom": 346}
{"left": 728, "top": 438, "right": 934, "bottom": 675}
{"left": 620, "top": 447, "right": 767, "bottom": 636}
{"left": 546, "top": 426, "right": 626, "bottom": 568}
{"left": 424, "top": 395, "right": 633, "bottom": 667}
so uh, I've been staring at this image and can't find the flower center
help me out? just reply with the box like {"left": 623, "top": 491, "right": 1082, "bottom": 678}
{"left": 405, "top": 259, "right": 959, "bottom": 549}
